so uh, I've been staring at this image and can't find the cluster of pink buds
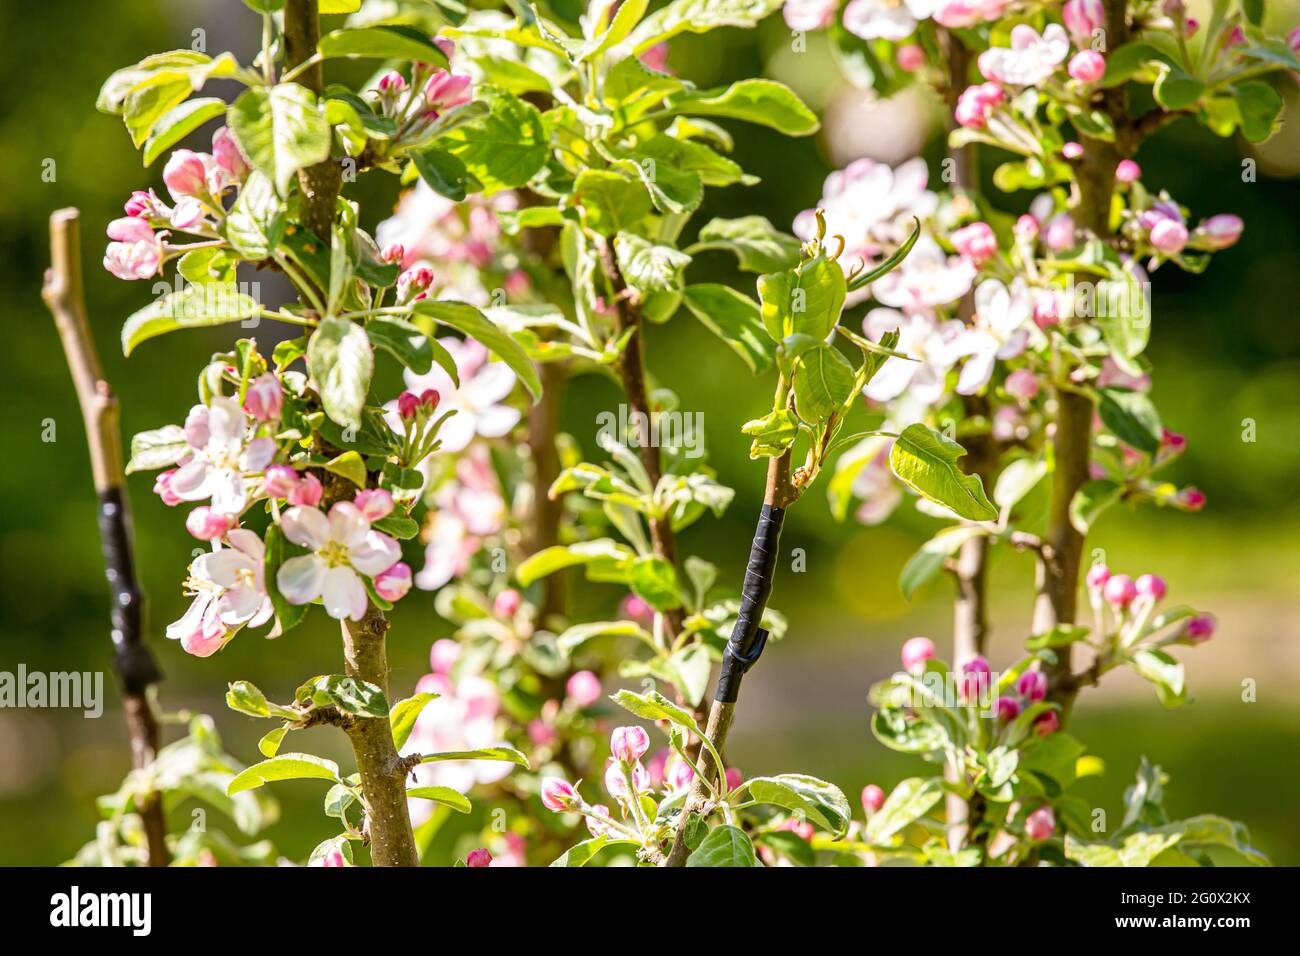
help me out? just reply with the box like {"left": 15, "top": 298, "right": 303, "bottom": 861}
{"left": 994, "top": 669, "right": 1057, "bottom": 736}
{"left": 958, "top": 655, "right": 992, "bottom": 703}
{"left": 1063, "top": 0, "right": 1104, "bottom": 42}
{"left": 260, "top": 465, "right": 323, "bottom": 506}
{"left": 1139, "top": 201, "right": 1189, "bottom": 257}
{"left": 397, "top": 388, "right": 441, "bottom": 421}
{"left": 955, "top": 82, "right": 1005, "bottom": 129}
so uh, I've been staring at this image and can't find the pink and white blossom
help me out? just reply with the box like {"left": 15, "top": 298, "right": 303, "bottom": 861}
{"left": 169, "top": 396, "right": 276, "bottom": 514}
{"left": 276, "top": 502, "right": 402, "bottom": 621}
{"left": 979, "top": 24, "right": 1070, "bottom": 87}
{"left": 783, "top": 0, "right": 838, "bottom": 31}
{"left": 103, "top": 217, "right": 164, "bottom": 280}
{"left": 954, "top": 279, "right": 1032, "bottom": 395}
{"left": 166, "top": 529, "right": 273, "bottom": 657}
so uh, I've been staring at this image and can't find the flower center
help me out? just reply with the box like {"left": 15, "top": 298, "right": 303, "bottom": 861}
{"left": 319, "top": 540, "right": 351, "bottom": 569}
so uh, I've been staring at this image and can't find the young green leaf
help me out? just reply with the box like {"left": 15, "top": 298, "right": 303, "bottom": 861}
{"left": 228, "top": 83, "right": 331, "bottom": 195}
{"left": 888, "top": 423, "right": 998, "bottom": 522}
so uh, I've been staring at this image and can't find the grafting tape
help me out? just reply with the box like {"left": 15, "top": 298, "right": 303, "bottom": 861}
{"left": 98, "top": 489, "right": 162, "bottom": 694}
{"left": 715, "top": 504, "right": 784, "bottom": 702}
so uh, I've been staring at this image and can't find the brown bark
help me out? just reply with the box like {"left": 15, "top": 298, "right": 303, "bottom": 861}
{"left": 528, "top": 360, "right": 567, "bottom": 623}
{"left": 43, "top": 208, "right": 170, "bottom": 866}
{"left": 284, "top": 0, "right": 342, "bottom": 243}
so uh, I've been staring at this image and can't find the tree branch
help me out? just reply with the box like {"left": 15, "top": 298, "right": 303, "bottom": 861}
{"left": 284, "top": 0, "right": 341, "bottom": 242}
{"left": 42, "top": 207, "right": 169, "bottom": 867}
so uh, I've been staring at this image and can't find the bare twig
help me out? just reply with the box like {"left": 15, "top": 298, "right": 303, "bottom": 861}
{"left": 42, "top": 207, "right": 169, "bottom": 867}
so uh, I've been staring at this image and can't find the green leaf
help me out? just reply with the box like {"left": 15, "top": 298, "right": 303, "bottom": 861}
{"left": 257, "top": 726, "right": 288, "bottom": 758}
{"left": 418, "top": 747, "right": 530, "bottom": 768}
{"left": 405, "top": 786, "right": 471, "bottom": 813}
{"left": 121, "top": 283, "right": 259, "bottom": 356}
{"left": 758, "top": 254, "right": 845, "bottom": 342}
{"left": 629, "top": 555, "right": 682, "bottom": 611}
{"left": 888, "top": 424, "right": 998, "bottom": 521}
{"left": 319, "top": 0, "right": 362, "bottom": 11}
{"left": 226, "top": 753, "right": 342, "bottom": 795}
{"left": 688, "top": 216, "right": 801, "bottom": 273}
{"left": 516, "top": 539, "right": 635, "bottom": 585}
{"left": 1101, "top": 42, "right": 1172, "bottom": 88}
{"left": 262, "top": 525, "right": 310, "bottom": 635}
{"left": 1152, "top": 66, "right": 1205, "bottom": 111}
{"left": 899, "top": 526, "right": 984, "bottom": 600}
{"left": 686, "top": 824, "right": 759, "bottom": 866}
{"left": 1093, "top": 272, "right": 1149, "bottom": 373}
{"left": 411, "top": 146, "right": 482, "bottom": 202}
{"left": 625, "top": 0, "right": 784, "bottom": 56}
{"left": 318, "top": 26, "right": 450, "bottom": 68}
{"left": 141, "top": 97, "right": 227, "bottom": 166}
{"left": 550, "top": 835, "right": 640, "bottom": 867}
{"left": 390, "top": 693, "right": 439, "bottom": 750}
{"left": 307, "top": 317, "right": 373, "bottom": 429}
{"left": 224, "top": 170, "right": 285, "bottom": 260}
{"left": 740, "top": 408, "right": 798, "bottom": 459}
{"left": 435, "top": 86, "right": 547, "bottom": 194}
{"left": 372, "top": 514, "right": 420, "bottom": 540}
{"left": 228, "top": 83, "right": 331, "bottom": 195}
{"left": 665, "top": 79, "right": 818, "bottom": 135}
{"left": 556, "top": 620, "right": 653, "bottom": 655}
{"left": 1065, "top": 832, "right": 1183, "bottom": 867}
{"left": 297, "top": 675, "right": 390, "bottom": 718}
{"left": 1235, "top": 81, "right": 1284, "bottom": 143}
{"left": 1097, "top": 387, "right": 1162, "bottom": 455}
{"left": 739, "top": 774, "right": 851, "bottom": 838}
{"left": 323, "top": 450, "right": 367, "bottom": 488}
{"left": 681, "top": 284, "right": 774, "bottom": 373}
{"left": 125, "top": 424, "right": 188, "bottom": 473}
{"left": 572, "top": 168, "right": 653, "bottom": 235}
{"left": 1026, "top": 624, "right": 1091, "bottom": 650}
{"left": 1131, "top": 648, "right": 1186, "bottom": 707}
{"left": 610, "top": 688, "right": 702, "bottom": 735}
{"left": 579, "top": 0, "right": 650, "bottom": 60}
{"left": 1070, "top": 478, "right": 1122, "bottom": 533}
{"left": 864, "top": 777, "right": 943, "bottom": 842}
{"left": 993, "top": 456, "right": 1047, "bottom": 512}
{"left": 792, "top": 344, "right": 855, "bottom": 423}
{"left": 367, "top": 315, "right": 434, "bottom": 374}
{"left": 614, "top": 232, "right": 690, "bottom": 294}
{"left": 412, "top": 299, "right": 540, "bottom": 400}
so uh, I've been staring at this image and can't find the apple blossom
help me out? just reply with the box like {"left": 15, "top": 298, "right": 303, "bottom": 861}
{"left": 211, "top": 126, "right": 249, "bottom": 181}
{"left": 465, "top": 848, "right": 492, "bottom": 867}
{"left": 430, "top": 638, "right": 461, "bottom": 674}
{"left": 1194, "top": 214, "right": 1243, "bottom": 250}
{"left": 955, "top": 278, "right": 1032, "bottom": 395}
{"left": 1024, "top": 806, "right": 1055, "bottom": 841}
{"left": 166, "top": 529, "right": 273, "bottom": 657}
{"left": 1034, "top": 711, "right": 1061, "bottom": 736}
{"left": 1115, "top": 159, "right": 1142, "bottom": 183}
{"left": 1135, "top": 574, "right": 1167, "bottom": 601}
{"left": 424, "top": 69, "right": 473, "bottom": 115}
{"left": 1086, "top": 563, "right": 1111, "bottom": 590}
{"left": 397, "top": 265, "right": 435, "bottom": 302}
{"left": 242, "top": 373, "right": 282, "bottom": 422}
{"left": 1062, "top": 141, "right": 1084, "bottom": 160}
{"left": 901, "top": 636, "right": 936, "bottom": 673}
{"left": 540, "top": 777, "right": 579, "bottom": 812}
{"left": 185, "top": 506, "right": 230, "bottom": 541}
{"left": 861, "top": 784, "right": 885, "bottom": 814}
{"left": 169, "top": 397, "right": 276, "bottom": 514}
{"left": 287, "top": 472, "right": 323, "bottom": 507}
{"left": 978, "top": 25, "right": 1069, "bottom": 88}
{"left": 611, "top": 725, "right": 650, "bottom": 764}
{"left": 353, "top": 489, "right": 394, "bottom": 522}
{"left": 1185, "top": 615, "right": 1216, "bottom": 642}
{"left": 565, "top": 670, "right": 602, "bottom": 707}
{"left": 843, "top": 0, "right": 932, "bottom": 42}
{"left": 1062, "top": 0, "right": 1104, "bottom": 42}
{"left": 955, "top": 82, "right": 1004, "bottom": 129}
{"left": 1103, "top": 574, "right": 1137, "bottom": 607}
{"left": 871, "top": 234, "right": 976, "bottom": 310}
{"left": 390, "top": 337, "right": 520, "bottom": 454}
{"left": 995, "top": 696, "right": 1021, "bottom": 721}
{"left": 783, "top": 0, "right": 838, "bottom": 31}
{"left": 1017, "top": 670, "right": 1048, "bottom": 701}
{"left": 163, "top": 149, "right": 208, "bottom": 199}
{"left": 603, "top": 759, "right": 649, "bottom": 800}
{"left": 959, "top": 656, "right": 991, "bottom": 701}
{"left": 373, "top": 562, "right": 413, "bottom": 602}
{"left": 154, "top": 469, "right": 182, "bottom": 506}
{"left": 276, "top": 502, "right": 402, "bottom": 621}
{"left": 951, "top": 221, "right": 997, "bottom": 264}
{"left": 103, "top": 216, "right": 164, "bottom": 280}
{"left": 1004, "top": 368, "right": 1039, "bottom": 401}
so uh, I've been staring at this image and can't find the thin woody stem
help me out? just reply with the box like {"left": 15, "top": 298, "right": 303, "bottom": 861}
{"left": 43, "top": 208, "right": 169, "bottom": 867}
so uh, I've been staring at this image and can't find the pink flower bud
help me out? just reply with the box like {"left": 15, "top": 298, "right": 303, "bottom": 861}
{"left": 434, "top": 36, "right": 456, "bottom": 60}
{"left": 397, "top": 390, "right": 422, "bottom": 421}
{"left": 169, "top": 197, "right": 206, "bottom": 231}
{"left": 781, "top": 817, "right": 815, "bottom": 841}
{"left": 212, "top": 126, "right": 250, "bottom": 180}
{"left": 1223, "top": 25, "right": 1246, "bottom": 49}
{"left": 901, "top": 636, "right": 936, "bottom": 673}
{"left": 287, "top": 472, "right": 323, "bottom": 507}
{"left": 1195, "top": 214, "right": 1243, "bottom": 250}
{"left": 725, "top": 768, "right": 744, "bottom": 792}
{"left": 124, "top": 189, "right": 164, "bottom": 218}
{"left": 1004, "top": 369, "right": 1040, "bottom": 401}
{"left": 1185, "top": 17, "right": 1199, "bottom": 37}
{"left": 897, "top": 43, "right": 925, "bottom": 72}
{"left": 960, "top": 656, "right": 991, "bottom": 702}
{"left": 1016, "top": 670, "right": 1048, "bottom": 701}
{"left": 1044, "top": 214, "right": 1076, "bottom": 252}
{"left": 354, "top": 488, "right": 394, "bottom": 522}
{"left": 1160, "top": 428, "right": 1187, "bottom": 454}
{"left": 1062, "top": 141, "right": 1084, "bottom": 160}
{"left": 242, "top": 373, "right": 283, "bottom": 421}
{"left": 1032, "top": 290, "right": 1061, "bottom": 329}
{"left": 1115, "top": 159, "right": 1142, "bottom": 183}
{"left": 1149, "top": 217, "right": 1189, "bottom": 255}
{"left": 465, "top": 848, "right": 492, "bottom": 867}
{"left": 528, "top": 719, "right": 557, "bottom": 747}
{"left": 952, "top": 221, "right": 998, "bottom": 264}
{"left": 1290, "top": 25, "right": 1300, "bottom": 54}
{"left": 995, "top": 695, "right": 1022, "bottom": 722}
{"left": 424, "top": 70, "right": 473, "bottom": 113}
{"left": 540, "top": 776, "right": 579, "bottom": 812}
{"left": 586, "top": 805, "right": 614, "bottom": 837}
{"left": 1034, "top": 711, "right": 1060, "bottom": 736}
{"left": 1135, "top": 573, "right": 1167, "bottom": 600}
{"left": 397, "top": 265, "right": 435, "bottom": 302}
{"left": 504, "top": 269, "right": 531, "bottom": 298}
{"left": 604, "top": 760, "right": 648, "bottom": 799}
{"left": 1185, "top": 614, "right": 1215, "bottom": 642}
{"left": 1063, "top": 0, "right": 1104, "bottom": 41}
{"left": 419, "top": 388, "right": 441, "bottom": 412}
{"left": 861, "top": 784, "right": 885, "bottom": 814}
{"left": 154, "top": 469, "right": 182, "bottom": 506}
{"left": 377, "top": 71, "right": 407, "bottom": 95}
{"left": 1103, "top": 573, "right": 1137, "bottom": 606}
{"left": 1024, "top": 805, "right": 1056, "bottom": 841}
{"left": 610, "top": 725, "right": 650, "bottom": 764}
{"left": 186, "top": 506, "right": 230, "bottom": 541}
{"left": 1068, "top": 50, "right": 1106, "bottom": 85}
{"left": 103, "top": 217, "right": 163, "bottom": 280}
{"left": 565, "top": 670, "right": 602, "bottom": 707}
{"left": 493, "top": 588, "right": 521, "bottom": 618}
{"left": 666, "top": 755, "right": 695, "bottom": 791}
{"left": 955, "top": 82, "right": 1005, "bottom": 129}
{"left": 1177, "top": 486, "right": 1206, "bottom": 511}
{"left": 1086, "top": 563, "right": 1111, "bottom": 590}
{"left": 374, "top": 562, "right": 412, "bottom": 602}
{"left": 163, "top": 149, "right": 209, "bottom": 200}
{"left": 381, "top": 243, "right": 405, "bottom": 265}
{"left": 1014, "top": 214, "right": 1040, "bottom": 241}
{"left": 262, "top": 465, "right": 299, "bottom": 499}
{"left": 430, "top": 638, "right": 461, "bottom": 673}
{"left": 621, "top": 594, "right": 655, "bottom": 626}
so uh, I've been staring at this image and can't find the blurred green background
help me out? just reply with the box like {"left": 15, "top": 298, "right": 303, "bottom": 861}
{"left": 1, "top": 1, "right": 1297, "bottom": 865}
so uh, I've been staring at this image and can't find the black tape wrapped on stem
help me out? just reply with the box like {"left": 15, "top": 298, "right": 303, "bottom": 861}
{"left": 715, "top": 504, "right": 784, "bottom": 703}
{"left": 98, "top": 488, "right": 162, "bottom": 695}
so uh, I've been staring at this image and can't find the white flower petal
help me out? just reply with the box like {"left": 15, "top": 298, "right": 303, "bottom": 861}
{"left": 242, "top": 436, "right": 276, "bottom": 473}
{"left": 166, "top": 593, "right": 212, "bottom": 641}
{"left": 281, "top": 507, "right": 330, "bottom": 550}
{"left": 464, "top": 362, "right": 517, "bottom": 406}
{"left": 864, "top": 357, "right": 916, "bottom": 402}
{"left": 227, "top": 528, "right": 264, "bottom": 561}
{"left": 321, "top": 566, "right": 368, "bottom": 621}
{"left": 207, "top": 395, "right": 247, "bottom": 450}
{"left": 350, "top": 530, "right": 402, "bottom": 576}
{"left": 277, "top": 554, "right": 326, "bottom": 605}
{"left": 473, "top": 404, "right": 521, "bottom": 438}
{"left": 208, "top": 469, "right": 247, "bottom": 515}
{"left": 169, "top": 458, "right": 213, "bottom": 501}
{"left": 329, "top": 502, "right": 370, "bottom": 548}
{"left": 205, "top": 550, "right": 255, "bottom": 589}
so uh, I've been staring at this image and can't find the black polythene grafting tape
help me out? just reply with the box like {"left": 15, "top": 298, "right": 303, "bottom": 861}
{"left": 715, "top": 504, "right": 784, "bottom": 703}
{"left": 97, "top": 488, "right": 162, "bottom": 694}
